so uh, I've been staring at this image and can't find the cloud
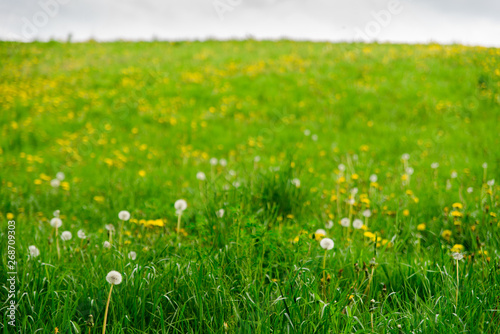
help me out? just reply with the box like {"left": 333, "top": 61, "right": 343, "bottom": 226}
{"left": 0, "top": 0, "right": 499, "bottom": 46}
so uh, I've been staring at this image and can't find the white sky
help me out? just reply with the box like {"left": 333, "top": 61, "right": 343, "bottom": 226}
{"left": 1, "top": 0, "right": 499, "bottom": 46}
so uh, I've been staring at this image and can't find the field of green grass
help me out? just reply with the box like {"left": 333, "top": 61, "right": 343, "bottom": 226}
{"left": 1, "top": 40, "right": 500, "bottom": 333}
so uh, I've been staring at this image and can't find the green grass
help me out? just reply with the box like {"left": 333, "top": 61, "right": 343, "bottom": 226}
{"left": 0, "top": 40, "right": 499, "bottom": 333}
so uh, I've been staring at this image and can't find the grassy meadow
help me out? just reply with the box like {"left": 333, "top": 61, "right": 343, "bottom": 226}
{"left": 1, "top": 40, "right": 500, "bottom": 333}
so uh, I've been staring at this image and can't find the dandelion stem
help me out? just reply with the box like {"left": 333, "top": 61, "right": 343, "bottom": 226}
{"left": 456, "top": 259, "right": 459, "bottom": 306}
{"left": 176, "top": 213, "right": 182, "bottom": 242}
{"left": 322, "top": 250, "right": 327, "bottom": 297}
{"left": 102, "top": 284, "right": 114, "bottom": 334}
{"left": 56, "top": 227, "right": 60, "bottom": 260}
{"left": 118, "top": 221, "right": 123, "bottom": 251}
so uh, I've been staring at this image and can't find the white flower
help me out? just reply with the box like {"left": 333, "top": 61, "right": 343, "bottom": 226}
{"left": 103, "top": 241, "right": 111, "bottom": 249}
{"left": 291, "top": 178, "right": 301, "bottom": 187}
{"left": 482, "top": 162, "right": 488, "bottom": 169}
{"left": 219, "top": 159, "right": 227, "bottom": 167}
{"left": 29, "top": 245, "right": 40, "bottom": 257}
{"left": 233, "top": 181, "right": 241, "bottom": 188}
{"left": 77, "top": 229, "right": 86, "bottom": 239}
{"left": 210, "top": 158, "right": 218, "bottom": 166}
{"left": 452, "top": 253, "right": 463, "bottom": 261}
{"left": 325, "top": 220, "right": 334, "bottom": 229}
{"left": 53, "top": 210, "right": 60, "bottom": 217}
{"left": 431, "top": 162, "right": 439, "bottom": 169}
{"left": 451, "top": 171, "right": 458, "bottom": 179}
{"left": 196, "top": 171, "right": 206, "bottom": 181}
{"left": 128, "top": 251, "right": 137, "bottom": 261}
{"left": 315, "top": 229, "right": 326, "bottom": 236}
{"left": 353, "top": 219, "right": 363, "bottom": 229}
{"left": 118, "top": 210, "right": 131, "bottom": 221}
{"left": 467, "top": 187, "right": 473, "bottom": 193}
{"left": 61, "top": 231, "right": 72, "bottom": 241}
{"left": 320, "top": 238, "right": 334, "bottom": 250}
{"left": 106, "top": 270, "right": 123, "bottom": 285}
{"left": 351, "top": 187, "right": 358, "bottom": 195}
{"left": 228, "top": 170, "right": 236, "bottom": 177}
{"left": 50, "top": 218, "right": 62, "bottom": 228}
{"left": 56, "top": 172, "right": 65, "bottom": 181}
{"left": 304, "top": 129, "right": 311, "bottom": 136}
{"left": 369, "top": 174, "right": 378, "bottom": 183}
{"left": 254, "top": 156, "right": 261, "bottom": 163}
{"left": 175, "top": 199, "right": 188, "bottom": 212}
{"left": 338, "top": 164, "right": 346, "bottom": 172}
{"left": 348, "top": 198, "right": 355, "bottom": 205}
{"left": 50, "top": 179, "right": 60, "bottom": 188}
{"left": 340, "top": 218, "right": 350, "bottom": 228}
{"left": 311, "top": 134, "right": 318, "bottom": 141}
{"left": 487, "top": 179, "right": 495, "bottom": 187}
{"left": 363, "top": 209, "right": 372, "bottom": 218}
{"left": 406, "top": 167, "right": 414, "bottom": 175}
{"left": 216, "top": 209, "right": 225, "bottom": 218}
{"left": 105, "top": 224, "right": 115, "bottom": 231}
{"left": 401, "top": 153, "right": 410, "bottom": 161}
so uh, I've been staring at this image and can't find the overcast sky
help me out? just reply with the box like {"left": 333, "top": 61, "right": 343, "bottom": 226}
{"left": 1, "top": 0, "right": 499, "bottom": 46}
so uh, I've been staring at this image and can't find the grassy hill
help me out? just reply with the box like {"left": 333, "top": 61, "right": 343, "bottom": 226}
{"left": 1, "top": 41, "right": 499, "bottom": 333}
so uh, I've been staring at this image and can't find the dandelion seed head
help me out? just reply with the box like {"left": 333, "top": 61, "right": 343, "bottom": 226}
{"left": 210, "top": 158, "right": 218, "bottom": 166}
{"left": 128, "top": 251, "right": 137, "bottom": 261}
{"left": 175, "top": 199, "right": 188, "bottom": 213}
{"left": 105, "top": 224, "right": 115, "bottom": 231}
{"left": 291, "top": 178, "right": 301, "bottom": 187}
{"left": 402, "top": 153, "right": 410, "bottom": 161}
{"left": 363, "top": 209, "right": 372, "bottom": 218}
{"left": 196, "top": 171, "right": 206, "bottom": 181}
{"left": 216, "top": 209, "right": 225, "bottom": 218}
{"left": 106, "top": 270, "right": 123, "bottom": 285}
{"left": 369, "top": 174, "right": 378, "bottom": 183}
{"left": 50, "top": 218, "right": 62, "bottom": 228}
{"left": 29, "top": 245, "right": 40, "bottom": 257}
{"left": 77, "top": 229, "right": 86, "bottom": 239}
{"left": 340, "top": 218, "right": 350, "bottom": 228}
{"left": 320, "top": 238, "right": 334, "bottom": 250}
{"left": 50, "top": 179, "right": 60, "bottom": 188}
{"left": 353, "top": 219, "right": 363, "bottom": 229}
{"left": 61, "top": 231, "right": 72, "bottom": 241}
{"left": 452, "top": 252, "right": 463, "bottom": 261}
{"left": 219, "top": 159, "right": 227, "bottom": 167}
{"left": 325, "top": 220, "right": 334, "bottom": 229}
{"left": 431, "top": 162, "right": 439, "bottom": 169}
{"left": 118, "top": 210, "right": 131, "bottom": 221}
{"left": 338, "top": 164, "right": 346, "bottom": 172}
{"left": 103, "top": 241, "right": 111, "bottom": 249}
{"left": 56, "top": 172, "right": 65, "bottom": 181}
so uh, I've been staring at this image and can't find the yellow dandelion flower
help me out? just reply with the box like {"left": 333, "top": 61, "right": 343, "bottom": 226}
{"left": 417, "top": 223, "right": 426, "bottom": 231}
{"left": 6, "top": 213, "right": 14, "bottom": 220}
{"left": 138, "top": 170, "right": 146, "bottom": 177}
{"left": 93, "top": 196, "right": 105, "bottom": 203}
{"left": 351, "top": 174, "right": 359, "bottom": 180}
{"left": 450, "top": 244, "right": 464, "bottom": 253}
{"left": 441, "top": 229, "right": 452, "bottom": 241}
{"left": 451, "top": 211, "right": 463, "bottom": 218}
{"left": 452, "top": 203, "right": 463, "bottom": 209}
{"left": 403, "top": 209, "right": 410, "bottom": 216}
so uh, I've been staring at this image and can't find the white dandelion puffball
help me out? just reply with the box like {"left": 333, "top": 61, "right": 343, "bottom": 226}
{"left": 210, "top": 158, "right": 218, "bottom": 166}
{"left": 315, "top": 229, "right": 326, "bottom": 236}
{"left": 487, "top": 179, "right": 495, "bottom": 187}
{"left": 53, "top": 210, "right": 60, "bottom": 217}
{"left": 50, "top": 218, "right": 62, "bottom": 228}
{"left": 175, "top": 199, "right": 188, "bottom": 212}
{"left": 196, "top": 171, "right": 206, "bottom": 181}
{"left": 340, "top": 218, "right": 350, "bottom": 228}
{"left": 325, "top": 220, "right": 334, "bottom": 229}
{"left": 451, "top": 171, "right": 458, "bottom": 179}
{"left": 103, "top": 241, "right": 111, "bottom": 249}
{"left": 56, "top": 172, "right": 65, "bottom": 181}
{"left": 369, "top": 174, "right": 378, "bottom": 183}
{"left": 348, "top": 198, "right": 355, "bottom": 205}
{"left": 311, "top": 134, "right": 318, "bottom": 141}
{"left": 320, "top": 238, "right": 334, "bottom": 250}
{"left": 452, "top": 253, "right": 463, "bottom": 261}
{"left": 338, "top": 164, "right": 346, "bottom": 172}
{"left": 219, "top": 159, "right": 227, "bottom": 167}
{"left": 254, "top": 156, "right": 261, "bottom": 163}
{"left": 482, "top": 162, "right": 488, "bottom": 169}
{"left": 233, "top": 181, "right": 241, "bottom": 188}
{"left": 363, "top": 209, "right": 372, "bottom": 218}
{"left": 61, "top": 231, "right": 72, "bottom": 241}
{"left": 406, "top": 167, "right": 414, "bottom": 175}
{"left": 304, "top": 129, "right": 311, "bottom": 136}
{"left": 77, "top": 229, "right": 86, "bottom": 239}
{"left": 128, "top": 251, "right": 137, "bottom": 261}
{"left": 106, "top": 271, "right": 123, "bottom": 285}
{"left": 431, "top": 162, "right": 439, "bottom": 169}
{"left": 29, "top": 245, "right": 40, "bottom": 257}
{"left": 216, "top": 209, "right": 225, "bottom": 218}
{"left": 228, "top": 170, "right": 236, "bottom": 177}
{"left": 353, "top": 154, "right": 358, "bottom": 161}
{"left": 353, "top": 219, "right": 363, "bottom": 229}
{"left": 351, "top": 187, "right": 358, "bottom": 195}
{"left": 291, "top": 178, "right": 301, "bottom": 187}
{"left": 402, "top": 153, "right": 410, "bottom": 161}
{"left": 50, "top": 179, "right": 61, "bottom": 188}
{"left": 467, "top": 187, "right": 473, "bottom": 193}
{"left": 105, "top": 224, "right": 115, "bottom": 231}
{"left": 118, "top": 210, "right": 131, "bottom": 221}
